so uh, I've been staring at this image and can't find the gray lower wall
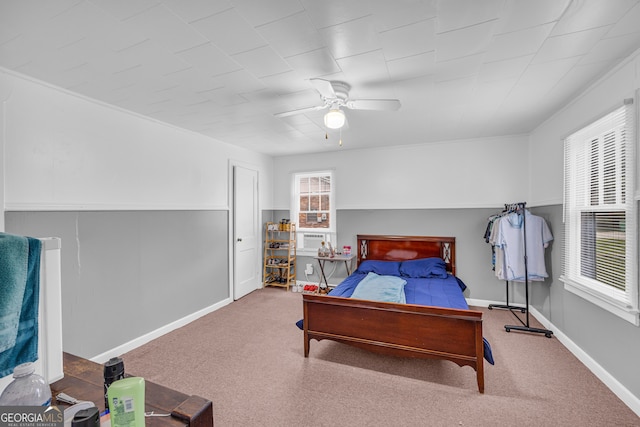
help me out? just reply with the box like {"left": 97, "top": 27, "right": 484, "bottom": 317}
{"left": 335, "top": 208, "right": 526, "bottom": 303}
{"left": 17, "top": 205, "right": 635, "bottom": 397}
{"left": 274, "top": 207, "right": 552, "bottom": 304}
{"left": 5, "top": 210, "right": 229, "bottom": 359}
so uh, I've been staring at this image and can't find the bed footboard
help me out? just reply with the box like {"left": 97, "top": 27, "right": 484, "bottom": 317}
{"left": 302, "top": 294, "right": 485, "bottom": 393}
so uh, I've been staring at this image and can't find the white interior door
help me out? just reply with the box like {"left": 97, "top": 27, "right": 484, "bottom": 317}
{"left": 233, "top": 165, "right": 260, "bottom": 300}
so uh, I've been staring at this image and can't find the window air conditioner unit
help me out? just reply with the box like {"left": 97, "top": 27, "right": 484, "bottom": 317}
{"left": 303, "top": 233, "right": 325, "bottom": 249}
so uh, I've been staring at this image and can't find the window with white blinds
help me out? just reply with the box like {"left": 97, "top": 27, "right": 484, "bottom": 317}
{"left": 562, "top": 100, "right": 638, "bottom": 325}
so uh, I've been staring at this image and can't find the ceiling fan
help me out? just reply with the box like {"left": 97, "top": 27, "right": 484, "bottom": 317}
{"left": 274, "top": 78, "right": 401, "bottom": 129}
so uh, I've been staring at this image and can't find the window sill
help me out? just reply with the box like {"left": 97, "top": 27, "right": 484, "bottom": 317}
{"left": 561, "top": 276, "right": 639, "bottom": 326}
{"left": 296, "top": 248, "right": 320, "bottom": 257}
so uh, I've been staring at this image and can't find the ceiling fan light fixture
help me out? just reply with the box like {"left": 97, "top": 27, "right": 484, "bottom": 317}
{"left": 324, "top": 109, "right": 345, "bottom": 129}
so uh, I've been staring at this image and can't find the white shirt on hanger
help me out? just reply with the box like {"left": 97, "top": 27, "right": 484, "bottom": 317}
{"left": 494, "top": 210, "right": 553, "bottom": 282}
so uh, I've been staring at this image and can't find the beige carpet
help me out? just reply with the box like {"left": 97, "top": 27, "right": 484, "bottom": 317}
{"left": 124, "top": 287, "right": 639, "bottom": 426}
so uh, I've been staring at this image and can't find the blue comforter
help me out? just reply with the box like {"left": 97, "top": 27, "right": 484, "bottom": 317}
{"left": 330, "top": 271, "right": 469, "bottom": 309}
{"left": 298, "top": 269, "right": 495, "bottom": 365}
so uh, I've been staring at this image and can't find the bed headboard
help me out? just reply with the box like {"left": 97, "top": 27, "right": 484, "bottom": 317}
{"left": 357, "top": 235, "right": 456, "bottom": 276}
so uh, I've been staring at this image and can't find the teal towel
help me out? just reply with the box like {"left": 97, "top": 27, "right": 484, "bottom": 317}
{"left": 351, "top": 272, "right": 407, "bottom": 304}
{"left": 0, "top": 233, "right": 41, "bottom": 377}
{"left": 0, "top": 233, "right": 28, "bottom": 353}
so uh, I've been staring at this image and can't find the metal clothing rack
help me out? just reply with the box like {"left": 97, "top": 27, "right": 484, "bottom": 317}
{"left": 488, "top": 202, "right": 553, "bottom": 338}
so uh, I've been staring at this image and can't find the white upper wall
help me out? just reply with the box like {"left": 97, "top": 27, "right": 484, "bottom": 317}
{"left": 273, "top": 135, "right": 529, "bottom": 210}
{"left": 0, "top": 70, "right": 274, "bottom": 211}
{"left": 8, "top": 45, "right": 638, "bottom": 216}
{"left": 273, "top": 47, "right": 640, "bottom": 212}
{"left": 529, "top": 48, "right": 640, "bottom": 206}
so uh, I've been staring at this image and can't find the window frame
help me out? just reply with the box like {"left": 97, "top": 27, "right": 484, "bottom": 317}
{"left": 291, "top": 170, "right": 336, "bottom": 254}
{"left": 561, "top": 99, "right": 639, "bottom": 326}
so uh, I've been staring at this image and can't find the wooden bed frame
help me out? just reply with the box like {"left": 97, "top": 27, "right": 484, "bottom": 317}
{"left": 302, "top": 235, "right": 486, "bottom": 393}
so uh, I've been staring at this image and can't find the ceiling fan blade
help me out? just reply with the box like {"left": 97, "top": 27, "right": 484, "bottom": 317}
{"left": 309, "top": 78, "right": 337, "bottom": 99}
{"left": 345, "top": 99, "right": 401, "bottom": 111}
{"left": 274, "top": 104, "right": 328, "bottom": 118}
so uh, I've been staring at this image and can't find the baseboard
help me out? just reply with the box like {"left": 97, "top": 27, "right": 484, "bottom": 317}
{"left": 469, "top": 298, "right": 640, "bottom": 418}
{"left": 466, "top": 298, "right": 509, "bottom": 308}
{"left": 295, "top": 280, "right": 340, "bottom": 290}
{"left": 90, "top": 297, "right": 232, "bottom": 364}
{"left": 526, "top": 306, "right": 640, "bottom": 418}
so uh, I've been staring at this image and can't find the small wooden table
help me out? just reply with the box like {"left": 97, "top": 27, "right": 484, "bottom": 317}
{"left": 314, "top": 254, "right": 356, "bottom": 288}
{"left": 50, "top": 352, "right": 213, "bottom": 427}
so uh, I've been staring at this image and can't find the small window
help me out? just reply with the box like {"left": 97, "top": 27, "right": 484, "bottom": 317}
{"left": 562, "top": 100, "right": 638, "bottom": 325}
{"left": 292, "top": 171, "right": 336, "bottom": 252}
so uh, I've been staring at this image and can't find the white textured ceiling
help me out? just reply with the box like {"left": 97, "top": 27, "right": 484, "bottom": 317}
{"left": 1, "top": 0, "right": 640, "bottom": 155}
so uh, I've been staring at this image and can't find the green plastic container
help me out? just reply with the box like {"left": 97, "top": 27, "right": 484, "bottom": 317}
{"left": 107, "top": 377, "right": 145, "bottom": 427}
